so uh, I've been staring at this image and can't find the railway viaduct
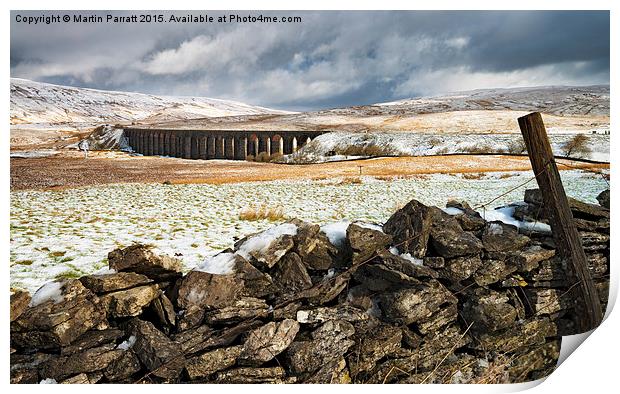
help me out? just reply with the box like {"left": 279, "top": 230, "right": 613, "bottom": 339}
{"left": 123, "top": 128, "right": 327, "bottom": 160}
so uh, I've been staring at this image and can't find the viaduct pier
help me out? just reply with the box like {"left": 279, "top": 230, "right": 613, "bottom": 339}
{"left": 124, "top": 129, "right": 327, "bottom": 160}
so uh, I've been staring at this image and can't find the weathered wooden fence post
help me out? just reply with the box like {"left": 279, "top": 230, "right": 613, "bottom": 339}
{"left": 518, "top": 112, "right": 603, "bottom": 332}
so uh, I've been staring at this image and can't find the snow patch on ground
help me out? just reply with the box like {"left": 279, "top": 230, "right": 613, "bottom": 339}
{"left": 10, "top": 170, "right": 605, "bottom": 293}
{"left": 30, "top": 280, "right": 64, "bottom": 307}
{"left": 39, "top": 378, "right": 57, "bottom": 384}
{"left": 10, "top": 150, "right": 59, "bottom": 159}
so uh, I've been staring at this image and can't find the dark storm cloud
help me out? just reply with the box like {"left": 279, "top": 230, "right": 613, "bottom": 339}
{"left": 10, "top": 10, "right": 609, "bottom": 110}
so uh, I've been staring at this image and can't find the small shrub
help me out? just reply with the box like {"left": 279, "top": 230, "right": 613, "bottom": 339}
{"left": 256, "top": 152, "right": 271, "bottom": 162}
{"left": 461, "top": 145, "right": 495, "bottom": 154}
{"left": 268, "top": 152, "right": 284, "bottom": 162}
{"left": 434, "top": 147, "right": 450, "bottom": 155}
{"left": 337, "top": 177, "right": 363, "bottom": 185}
{"left": 427, "top": 137, "right": 443, "bottom": 147}
{"left": 506, "top": 140, "right": 528, "bottom": 154}
{"left": 462, "top": 172, "right": 486, "bottom": 180}
{"left": 337, "top": 143, "right": 396, "bottom": 157}
{"left": 245, "top": 155, "right": 255, "bottom": 162}
{"left": 560, "top": 134, "right": 591, "bottom": 158}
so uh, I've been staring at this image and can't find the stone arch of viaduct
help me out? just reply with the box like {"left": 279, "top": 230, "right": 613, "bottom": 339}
{"left": 123, "top": 129, "right": 327, "bottom": 160}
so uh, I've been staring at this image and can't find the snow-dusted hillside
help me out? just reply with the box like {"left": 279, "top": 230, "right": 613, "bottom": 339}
{"left": 283, "top": 132, "right": 610, "bottom": 163}
{"left": 152, "top": 85, "right": 609, "bottom": 135}
{"left": 374, "top": 85, "right": 609, "bottom": 116}
{"left": 10, "top": 78, "right": 290, "bottom": 125}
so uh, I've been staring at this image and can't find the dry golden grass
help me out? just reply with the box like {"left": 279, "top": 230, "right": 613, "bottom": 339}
{"left": 462, "top": 172, "right": 486, "bottom": 180}
{"left": 11, "top": 152, "right": 610, "bottom": 191}
{"left": 337, "top": 176, "right": 363, "bottom": 185}
{"left": 238, "top": 204, "right": 287, "bottom": 221}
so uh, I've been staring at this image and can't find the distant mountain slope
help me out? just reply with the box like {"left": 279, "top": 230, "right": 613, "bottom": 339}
{"left": 10, "top": 78, "right": 291, "bottom": 125}
{"left": 148, "top": 85, "right": 609, "bottom": 135}
{"left": 373, "top": 85, "right": 609, "bottom": 117}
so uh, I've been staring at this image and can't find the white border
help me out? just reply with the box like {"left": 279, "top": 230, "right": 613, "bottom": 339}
{"left": 2, "top": 1, "right": 616, "bottom": 392}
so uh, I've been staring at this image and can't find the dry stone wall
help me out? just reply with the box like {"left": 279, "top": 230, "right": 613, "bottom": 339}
{"left": 10, "top": 189, "right": 610, "bottom": 384}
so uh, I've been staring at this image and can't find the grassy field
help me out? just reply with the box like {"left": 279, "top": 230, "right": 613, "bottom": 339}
{"left": 10, "top": 169, "right": 608, "bottom": 293}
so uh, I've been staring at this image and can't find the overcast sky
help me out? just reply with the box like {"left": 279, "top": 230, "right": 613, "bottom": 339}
{"left": 10, "top": 10, "right": 609, "bottom": 111}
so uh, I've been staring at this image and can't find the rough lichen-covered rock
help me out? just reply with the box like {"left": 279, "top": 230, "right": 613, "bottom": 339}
{"left": 508, "top": 339, "right": 561, "bottom": 382}
{"left": 40, "top": 343, "right": 124, "bottom": 381}
{"left": 299, "top": 271, "right": 351, "bottom": 305}
{"left": 11, "top": 279, "right": 106, "bottom": 350}
{"left": 430, "top": 211, "right": 483, "bottom": 258}
{"left": 347, "top": 223, "right": 393, "bottom": 264}
{"left": 151, "top": 293, "right": 176, "bottom": 332}
{"left": 470, "top": 318, "right": 557, "bottom": 353}
{"left": 238, "top": 319, "right": 300, "bottom": 365}
{"left": 384, "top": 199, "right": 434, "bottom": 258}
{"left": 524, "top": 288, "right": 573, "bottom": 316}
{"left": 353, "top": 263, "right": 421, "bottom": 292}
{"left": 375, "top": 279, "right": 457, "bottom": 326}
{"left": 79, "top": 272, "right": 153, "bottom": 294}
{"left": 525, "top": 188, "right": 610, "bottom": 220}
{"left": 104, "top": 349, "right": 142, "bottom": 382}
{"left": 290, "top": 219, "right": 342, "bottom": 270}
{"left": 108, "top": 244, "right": 182, "bottom": 280}
{"left": 285, "top": 320, "right": 355, "bottom": 375}
{"left": 234, "top": 257, "right": 277, "bottom": 298}
{"left": 272, "top": 252, "right": 313, "bottom": 296}
{"left": 60, "top": 328, "right": 123, "bottom": 355}
{"left": 482, "top": 221, "right": 530, "bottom": 253}
{"left": 128, "top": 319, "right": 185, "bottom": 380}
{"left": 204, "top": 297, "right": 269, "bottom": 325}
{"left": 234, "top": 226, "right": 296, "bottom": 269}
{"left": 10, "top": 290, "right": 30, "bottom": 322}
{"left": 348, "top": 323, "right": 403, "bottom": 376}
{"left": 11, "top": 353, "right": 57, "bottom": 384}
{"left": 100, "top": 284, "right": 160, "bottom": 318}
{"left": 440, "top": 255, "right": 483, "bottom": 282}
{"left": 366, "top": 325, "right": 469, "bottom": 383}
{"left": 462, "top": 290, "right": 518, "bottom": 332}
{"left": 446, "top": 200, "right": 487, "bottom": 231}
{"left": 305, "top": 357, "right": 351, "bottom": 383}
{"left": 511, "top": 245, "right": 556, "bottom": 272}
{"left": 296, "top": 305, "right": 369, "bottom": 324}
{"left": 185, "top": 346, "right": 243, "bottom": 380}
{"left": 596, "top": 189, "right": 610, "bottom": 209}
{"left": 215, "top": 366, "right": 290, "bottom": 383}
{"left": 174, "top": 270, "right": 242, "bottom": 309}
{"left": 474, "top": 259, "right": 517, "bottom": 286}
